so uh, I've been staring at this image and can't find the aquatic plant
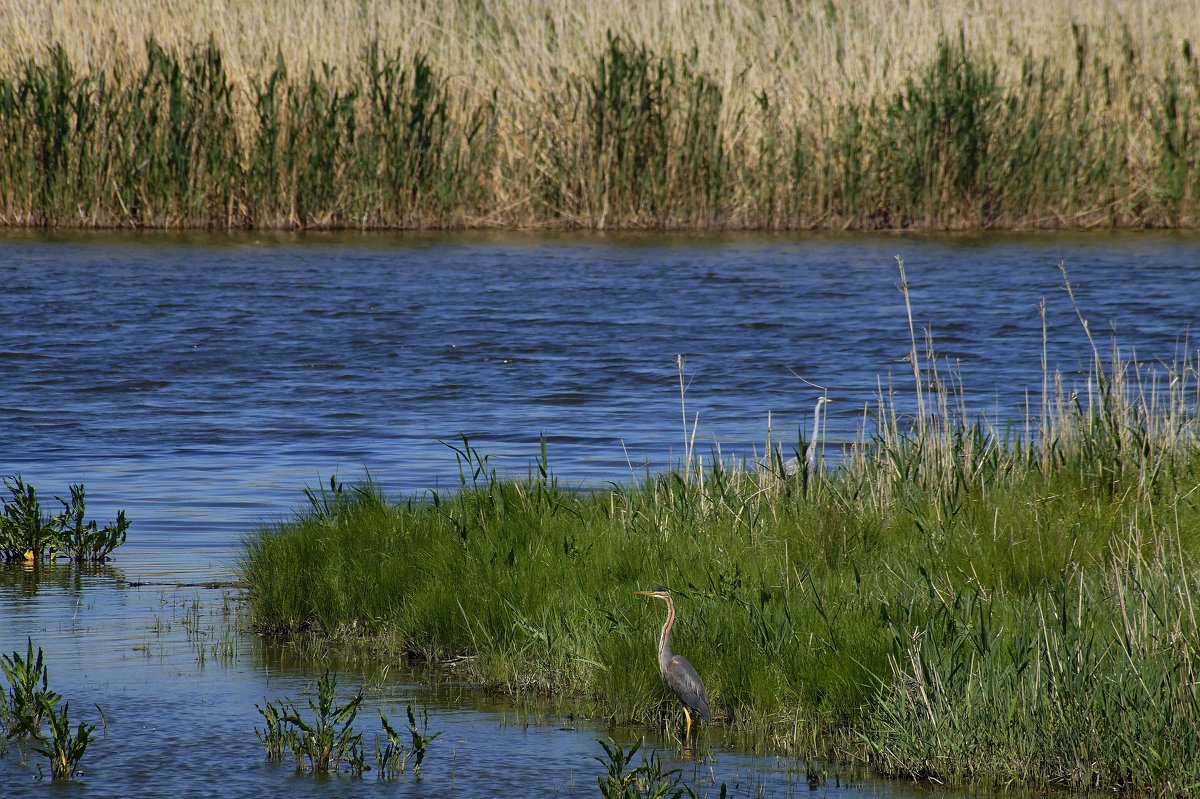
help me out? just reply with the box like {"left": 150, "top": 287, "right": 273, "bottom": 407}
{"left": 32, "top": 699, "right": 94, "bottom": 780}
{"left": 254, "top": 698, "right": 292, "bottom": 763}
{"left": 255, "top": 671, "right": 365, "bottom": 776}
{"left": 56, "top": 483, "right": 129, "bottom": 562}
{"left": 1, "top": 638, "right": 97, "bottom": 780}
{"left": 0, "top": 476, "right": 129, "bottom": 562}
{"left": 0, "top": 476, "right": 60, "bottom": 562}
{"left": 1, "top": 638, "right": 60, "bottom": 739}
{"left": 594, "top": 738, "right": 693, "bottom": 799}
{"left": 257, "top": 676, "right": 447, "bottom": 780}
{"left": 375, "top": 705, "right": 442, "bottom": 778}
{"left": 285, "top": 673, "right": 366, "bottom": 776}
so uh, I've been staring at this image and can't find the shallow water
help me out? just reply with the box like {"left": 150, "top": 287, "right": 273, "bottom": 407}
{"left": 2, "top": 230, "right": 1199, "bottom": 795}
{"left": 0, "top": 570, "right": 962, "bottom": 799}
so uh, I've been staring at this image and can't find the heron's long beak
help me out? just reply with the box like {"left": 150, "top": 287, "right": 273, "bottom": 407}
{"left": 633, "top": 590, "right": 654, "bottom": 597}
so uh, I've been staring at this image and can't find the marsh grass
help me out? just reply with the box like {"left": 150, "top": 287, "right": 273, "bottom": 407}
{"left": 243, "top": 262, "right": 1200, "bottom": 792}
{"left": 169, "top": 592, "right": 245, "bottom": 668}
{"left": 2, "top": 2, "right": 1199, "bottom": 229}
{"left": 867, "top": 536, "right": 1200, "bottom": 793}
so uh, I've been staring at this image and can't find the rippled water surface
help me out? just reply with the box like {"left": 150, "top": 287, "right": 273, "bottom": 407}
{"left": 2, "top": 230, "right": 1199, "bottom": 796}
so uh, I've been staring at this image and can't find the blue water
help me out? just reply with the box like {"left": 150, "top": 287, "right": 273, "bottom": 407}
{"left": 2, "top": 230, "right": 1199, "bottom": 796}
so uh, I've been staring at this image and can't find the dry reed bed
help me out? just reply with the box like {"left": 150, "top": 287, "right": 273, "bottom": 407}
{"left": 5, "top": 1, "right": 1194, "bottom": 113}
{"left": 1, "top": 0, "right": 1199, "bottom": 228}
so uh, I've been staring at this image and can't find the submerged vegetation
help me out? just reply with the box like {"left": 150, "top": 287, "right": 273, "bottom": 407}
{"left": 0, "top": 477, "right": 129, "bottom": 563}
{"left": 244, "top": 272, "right": 1200, "bottom": 794}
{"left": 1, "top": 0, "right": 1199, "bottom": 229}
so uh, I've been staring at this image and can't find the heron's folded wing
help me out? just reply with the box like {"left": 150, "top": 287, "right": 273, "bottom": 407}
{"left": 667, "top": 654, "right": 712, "bottom": 721}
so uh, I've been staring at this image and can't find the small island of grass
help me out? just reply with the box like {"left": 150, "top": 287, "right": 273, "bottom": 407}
{"left": 242, "top": 321, "right": 1200, "bottom": 795}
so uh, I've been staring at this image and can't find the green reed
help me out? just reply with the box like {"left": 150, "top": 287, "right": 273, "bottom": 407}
{"left": 538, "top": 34, "right": 730, "bottom": 227}
{"left": 1, "top": 32, "right": 1197, "bottom": 229}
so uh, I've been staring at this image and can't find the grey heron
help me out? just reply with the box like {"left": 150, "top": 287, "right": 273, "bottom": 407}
{"left": 634, "top": 588, "right": 711, "bottom": 739}
{"left": 784, "top": 395, "right": 831, "bottom": 477}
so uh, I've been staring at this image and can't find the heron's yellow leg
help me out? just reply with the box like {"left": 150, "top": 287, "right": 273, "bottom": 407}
{"left": 683, "top": 707, "right": 692, "bottom": 740}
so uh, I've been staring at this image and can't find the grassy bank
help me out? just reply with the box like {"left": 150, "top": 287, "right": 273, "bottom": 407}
{"left": 2, "top": 1, "right": 1199, "bottom": 229}
{"left": 243, "top": 321, "right": 1200, "bottom": 794}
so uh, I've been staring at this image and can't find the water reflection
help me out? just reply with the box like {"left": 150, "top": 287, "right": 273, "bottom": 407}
{"left": 0, "top": 561, "right": 128, "bottom": 597}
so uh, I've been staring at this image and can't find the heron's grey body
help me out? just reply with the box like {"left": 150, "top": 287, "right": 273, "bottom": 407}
{"left": 661, "top": 651, "right": 711, "bottom": 723}
{"left": 636, "top": 589, "right": 711, "bottom": 737}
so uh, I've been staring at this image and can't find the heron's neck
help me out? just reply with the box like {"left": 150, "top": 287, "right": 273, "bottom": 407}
{"left": 657, "top": 598, "right": 675, "bottom": 673}
{"left": 807, "top": 398, "right": 827, "bottom": 470}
